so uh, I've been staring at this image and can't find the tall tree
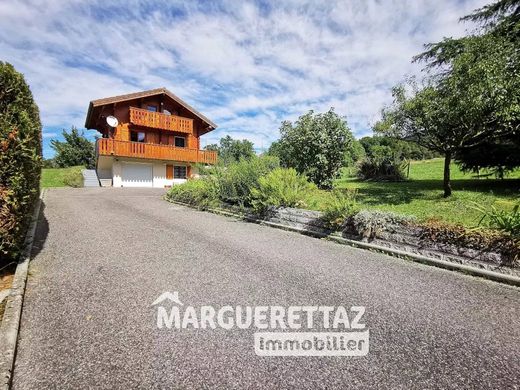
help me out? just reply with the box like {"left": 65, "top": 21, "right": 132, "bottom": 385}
{"left": 377, "top": 0, "right": 520, "bottom": 196}
{"left": 375, "top": 83, "right": 463, "bottom": 196}
{"left": 205, "top": 135, "right": 255, "bottom": 164}
{"left": 51, "top": 127, "right": 96, "bottom": 168}
{"left": 414, "top": 0, "right": 520, "bottom": 178}
{"left": 277, "top": 109, "right": 353, "bottom": 189}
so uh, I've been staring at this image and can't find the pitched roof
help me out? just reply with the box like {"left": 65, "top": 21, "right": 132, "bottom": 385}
{"left": 84, "top": 87, "right": 217, "bottom": 130}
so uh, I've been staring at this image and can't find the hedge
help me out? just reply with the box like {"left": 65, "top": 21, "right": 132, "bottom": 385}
{"left": 0, "top": 62, "right": 42, "bottom": 263}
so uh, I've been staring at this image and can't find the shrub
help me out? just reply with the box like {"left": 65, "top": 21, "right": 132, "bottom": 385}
{"left": 166, "top": 178, "right": 219, "bottom": 209}
{"left": 42, "top": 158, "right": 57, "bottom": 168}
{"left": 63, "top": 168, "right": 84, "bottom": 188}
{"left": 321, "top": 189, "right": 358, "bottom": 229}
{"left": 356, "top": 157, "right": 406, "bottom": 181}
{"left": 250, "top": 168, "right": 316, "bottom": 214}
{"left": 0, "top": 62, "right": 42, "bottom": 263}
{"left": 213, "top": 155, "right": 279, "bottom": 207}
{"left": 167, "top": 156, "right": 279, "bottom": 209}
{"left": 276, "top": 109, "right": 354, "bottom": 189}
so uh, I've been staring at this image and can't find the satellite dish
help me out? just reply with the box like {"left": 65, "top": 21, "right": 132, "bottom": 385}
{"left": 106, "top": 116, "right": 119, "bottom": 128}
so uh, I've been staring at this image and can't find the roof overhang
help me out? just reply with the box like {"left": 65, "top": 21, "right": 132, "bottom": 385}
{"left": 84, "top": 87, "right": 217, "bottom": 133}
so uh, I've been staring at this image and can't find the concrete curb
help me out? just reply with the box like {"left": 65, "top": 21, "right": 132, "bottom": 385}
{"left": 169, "top": 200, "right": 520, "bottom": 288}
{"left": 0, "top": 189, "right": 45, "bottom": 390}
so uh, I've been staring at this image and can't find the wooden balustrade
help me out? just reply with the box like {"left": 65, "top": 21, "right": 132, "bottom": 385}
{"left": 97, "top": 138, "right": 217, "bottom": 164}
{"left": 129, "top": 107, "right": 193, "bottom": 133}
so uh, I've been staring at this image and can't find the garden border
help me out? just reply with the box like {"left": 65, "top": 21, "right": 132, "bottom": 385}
{"left": 169, "top": 200, "right": 520, "bottom": 288}
{"left": 0, "top": 189, "right": 45, "bottom": 390}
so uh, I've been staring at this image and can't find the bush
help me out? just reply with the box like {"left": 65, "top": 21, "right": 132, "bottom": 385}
{"left": 212, "top": 155, "right": 279, "bottom": 207}
{"left": 42, "top": 158, "right": 57, "bottom": 168}
{"left": 166, "top": 156, "right": 279, "bottom": 209}
{"left": 321, "top": 189, "right": 358, "bottom": 229}
{"left": 0, "top": 62, "right": 42, "bottom": 263}
{"left": 166, "top": 178, "right": 219, "bottom": 209}
{"left": 250, "top": 168, "right": 316, "bottom": 214}
{"left": 356, "top": 157, "right": 406, "bottom": 181}
{"left": 276, "top": 109, "right": 354, "bottom": 189}
{"left": 63, "top": 168, "right": 84, "bottom": 188}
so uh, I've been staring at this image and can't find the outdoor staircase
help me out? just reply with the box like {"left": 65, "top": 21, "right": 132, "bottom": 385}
{"left": 82, "top": 169, "right": 100, "bottom": 187}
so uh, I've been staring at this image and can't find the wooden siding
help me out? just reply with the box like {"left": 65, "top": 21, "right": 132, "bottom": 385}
{"left": 97, "top": 138, "right": 217, "bottom": 164}
{"left": 129, "top": 107, "right": 193, "bottom": 133}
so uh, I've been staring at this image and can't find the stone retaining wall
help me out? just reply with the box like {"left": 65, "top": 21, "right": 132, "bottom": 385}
{"left": 258, "top": 206, "right": 519, "bottom": 277}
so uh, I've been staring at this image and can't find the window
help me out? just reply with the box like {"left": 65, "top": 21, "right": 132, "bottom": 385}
{"left": 131, "top": 131, "right": 146, "bottom": 143}
{"left": 147, "top": 105, "right": 157, "bottom": 112}
{"left": 174, "top": 136, "right": 186, "bottom": 148}
{"left": 174, "top": 166, "right": 187, "bottom": 179}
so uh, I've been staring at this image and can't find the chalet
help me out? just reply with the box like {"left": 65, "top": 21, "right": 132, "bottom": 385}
{"left": 84, "top": 88, "right": 217, "bottom": 188}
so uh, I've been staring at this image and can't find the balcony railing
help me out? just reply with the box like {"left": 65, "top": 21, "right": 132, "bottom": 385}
{"left": 97, "top": 138, "right": 217, "bottom": 164}
{"left": 129, "top": 107, "right": 193, "bottom": 133}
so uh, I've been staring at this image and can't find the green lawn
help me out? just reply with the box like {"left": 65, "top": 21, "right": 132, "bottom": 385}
{"left": 41, "top": 166, "right": 84, "bottom": 188}
{"left": 329, "top": 159, "right": 520, "bottom": 227}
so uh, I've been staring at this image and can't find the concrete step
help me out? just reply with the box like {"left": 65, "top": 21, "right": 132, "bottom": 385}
{"left": 82, "top": 169, "right": 100, "bottom": 187}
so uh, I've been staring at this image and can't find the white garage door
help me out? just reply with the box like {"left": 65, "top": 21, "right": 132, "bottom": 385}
{"left": 122, "top": 163, "right": 153, "bottom": 187}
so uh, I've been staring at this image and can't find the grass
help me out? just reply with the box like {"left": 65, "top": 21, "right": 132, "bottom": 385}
{"left": 312, "top": 158, "right": 520, "bottom": 228}
{"left": 41, "top": 166, "right": 84, "bottom": 188}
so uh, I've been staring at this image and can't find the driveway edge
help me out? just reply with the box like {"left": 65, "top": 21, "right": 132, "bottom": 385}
{"left": 0, "top": 189, "right": 45, "bottom": 390}
{"left": 170, "top": 200, "right": 520, "bottom": 288}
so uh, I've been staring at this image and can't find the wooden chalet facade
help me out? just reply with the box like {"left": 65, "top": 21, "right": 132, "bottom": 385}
{"left": 84, "top": 88, "right": 217, "bottom": 187}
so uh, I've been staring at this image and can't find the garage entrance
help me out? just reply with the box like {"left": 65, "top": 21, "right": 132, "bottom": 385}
{"left": 121, "top": 163, "right": 153, "bottom": 187}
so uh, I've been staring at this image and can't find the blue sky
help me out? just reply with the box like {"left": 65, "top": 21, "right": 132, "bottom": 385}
{"left": 0, "top": 0, "right": 486, "bottom": 158}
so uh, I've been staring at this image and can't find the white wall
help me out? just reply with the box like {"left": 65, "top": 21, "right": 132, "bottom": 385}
{"left": 96, "top": 156, "right": 113, "bottom": 180}
{"left": 113, "top": 160, "right": 122, "bottom": 187}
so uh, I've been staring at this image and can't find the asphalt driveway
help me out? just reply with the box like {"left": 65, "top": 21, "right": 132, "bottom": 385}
{"left": 12, "top": 188, "right": 520, "bottom": 389}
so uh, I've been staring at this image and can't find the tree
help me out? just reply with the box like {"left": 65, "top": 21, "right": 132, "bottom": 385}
{"left": 204, "top": 135, "right": 255, "bottom": 164}
{"left": 413, "top": 0, "right": 520, "bottom": 180}
{"left": 276, "top": 109, "right": 353, "bottom": 189}
{"left": 266, "top": 140, "right": 287, "bottom": 163}
{"left": 51, "top": 127, "right": 96, "bottom": 168}
{"left": 456, "top": 140, "right": 520, "bottom": 178}
{"left": 376, "top": 79, "right": 484, "bottom": 197}
{"left": 359, "top": 136, "right": 436, "bottom": 161}
{"left": 0, "top": 62, "right": 42, "bottom": 261}
{"left": 343, "top": 139, "right": 366, "bottom": 167}
{"left": 376, "top": 0, "right": 520, "bottom": 197}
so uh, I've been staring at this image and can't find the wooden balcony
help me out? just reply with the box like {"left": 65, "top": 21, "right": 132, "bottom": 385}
{"left": 97, "top": 138, "right": 217, "bottom": 164}
{"left": 129, "top": 107, "right": 193, "bottom": 133}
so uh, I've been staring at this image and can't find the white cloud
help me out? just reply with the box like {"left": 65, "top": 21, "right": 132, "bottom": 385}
{"left": 0, "top": 0, "right": 488, "bottom": 157}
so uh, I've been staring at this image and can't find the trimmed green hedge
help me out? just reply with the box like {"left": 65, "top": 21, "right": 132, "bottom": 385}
{"left": 0, "top": 62, "right": 42, "bottom": 263}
